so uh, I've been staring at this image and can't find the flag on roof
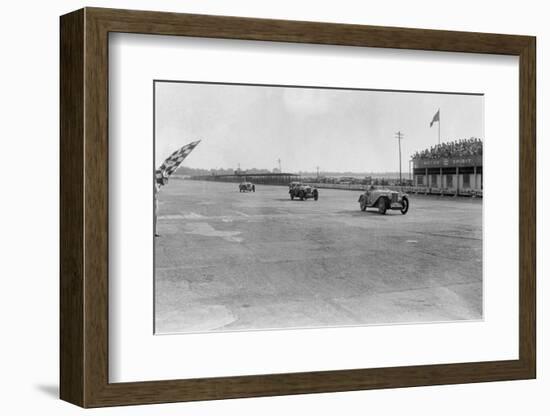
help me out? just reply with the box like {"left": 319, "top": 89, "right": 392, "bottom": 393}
{"left": 155, "top": 140, "right": 201, "bottom": 185}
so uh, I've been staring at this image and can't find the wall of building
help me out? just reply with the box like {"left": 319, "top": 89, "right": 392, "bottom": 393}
{"left": 414, "top": 165, "right": 482, "bottom": 194}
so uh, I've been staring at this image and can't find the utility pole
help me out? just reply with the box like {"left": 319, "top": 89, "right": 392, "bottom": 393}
{"left": 277, "top": 158, "right": 282, "bottom": 173}
{"left": 395, "top": 131, "right": 404, "bottom": 185}
{"left": 316, "top": 166, "right": 320, "bottom": 179}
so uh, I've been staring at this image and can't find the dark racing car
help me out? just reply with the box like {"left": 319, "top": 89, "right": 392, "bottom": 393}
{"left": 289, "top": 182, "right": 319, "bottom": 201}
{"left": 239, "top": 182, "right": 256, "bottom": 192}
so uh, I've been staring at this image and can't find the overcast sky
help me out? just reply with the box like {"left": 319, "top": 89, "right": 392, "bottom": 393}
{"left": 155, "top": 81, "right": 483, "bottom": 173}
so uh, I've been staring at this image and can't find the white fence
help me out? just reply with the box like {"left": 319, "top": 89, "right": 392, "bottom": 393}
{"left": 306, "top": 183, "right": 483, "bottom": 198}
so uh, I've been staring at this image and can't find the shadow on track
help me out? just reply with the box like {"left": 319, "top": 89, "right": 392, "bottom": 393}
{"left": 271, "top": 198, "right": 319, "bottom": 202}
{"left": 336, "top": 209, "right": 402, "bottom": 217}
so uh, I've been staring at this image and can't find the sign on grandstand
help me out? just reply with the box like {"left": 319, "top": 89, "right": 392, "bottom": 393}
{"left": 414, "top": 155, "right": 482, "bottom": 169}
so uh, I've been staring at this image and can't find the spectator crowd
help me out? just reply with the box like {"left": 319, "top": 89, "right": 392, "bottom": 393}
{"left": 412, "top": 138, "right": 483, "bottom": 160}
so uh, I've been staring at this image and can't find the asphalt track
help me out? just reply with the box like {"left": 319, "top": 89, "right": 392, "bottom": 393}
{"left": 154, "top": 179, "right": 482, "bottom": 334}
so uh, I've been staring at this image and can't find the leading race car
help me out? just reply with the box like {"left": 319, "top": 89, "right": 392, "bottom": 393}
{"left": 289, "top": 182, "right": 319, "bottom": 201}
{"left": 358, "top": 186, "right": 409, "bottom": 214}
{"left": 239, "top": 182, "right": 256, "bottom": 192}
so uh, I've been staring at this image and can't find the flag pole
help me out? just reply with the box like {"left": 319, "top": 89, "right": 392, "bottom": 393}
{"left": 437, "top": 108, "right": 441, "bottom": 146}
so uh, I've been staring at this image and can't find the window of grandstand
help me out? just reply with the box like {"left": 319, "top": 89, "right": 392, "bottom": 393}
{"left": 417, "top": 175, "right": 424, "bottom": 186}
{"left": 431, "top": 174, "right": 438, "bottom": 187}
{"left": 463, "top": 174, "right": 470, "bottom": 189}
{"left": 446, "top": 174, "right": 453, "bottom": 188}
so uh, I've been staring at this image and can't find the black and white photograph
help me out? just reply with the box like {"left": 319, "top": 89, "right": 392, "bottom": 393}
{"left": 153, "top": 80, "right": 483, "bottom": 335}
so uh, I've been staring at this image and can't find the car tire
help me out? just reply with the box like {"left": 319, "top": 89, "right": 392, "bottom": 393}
{"left": 400, "top": 197, "right": 409, "bottom": 215}
{"left": 313, "top": 191, "right": 318, "bottom": 201}
{"left": 359, "top": 197, "right": 367, "bottom": 211}
{"left": 290, "top": 193, "right": 294, "bottom": 200}
{"left": 377, "top": 197, "right": 387, "bottom": 214}
{"left": 299, "top": 191, "right": 305, "bottom": 201}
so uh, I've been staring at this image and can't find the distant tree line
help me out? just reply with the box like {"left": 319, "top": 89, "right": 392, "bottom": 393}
{"left": 175, "top": 166, "right": 274, "bottom": 176}
{"left": 176, "top": 166, "right": 404, "bottom": 178}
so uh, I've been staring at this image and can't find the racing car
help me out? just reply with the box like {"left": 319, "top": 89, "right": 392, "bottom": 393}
{"left": 358, "top": 186, "right": 409, "bottom": 214}
{"left": 239, "top": 182, "right": 256, "bottom": 192}
{"left": 289, "top": 182, "right": 319, "bottom": 201}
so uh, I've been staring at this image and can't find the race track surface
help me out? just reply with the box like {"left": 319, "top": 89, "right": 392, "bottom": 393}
{"left": 155, "top": 180, "right": 482, "bottom": 334}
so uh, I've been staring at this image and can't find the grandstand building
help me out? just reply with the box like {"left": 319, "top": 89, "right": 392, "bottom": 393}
{"left": 412, "top": 139, "right": 482, "bottom": 196}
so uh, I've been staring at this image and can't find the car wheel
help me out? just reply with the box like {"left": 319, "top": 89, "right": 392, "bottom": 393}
{"left": 299, "top": 191, "right": 305, "bottom": 201}
{"left": 400, "top": 197, "right": 409, "bottom": 215}
{"left": 377, "top": 197, "right": 387, "bottom": 214}
{"left": 290, "top": 193, "right": 294, "bottom": 200}
{"left": 252, "top": 185, "right": 255, "bottom": 192}
{"left": 313, "top": 191, "right": 318, "bottom": 201}
{"left": 359, "top": 197, "right": 367, "bottom": 211}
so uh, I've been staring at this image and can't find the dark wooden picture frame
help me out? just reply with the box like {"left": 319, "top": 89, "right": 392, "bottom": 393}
{"left": 60, "top": 7, "right": 536, "bottom": 408}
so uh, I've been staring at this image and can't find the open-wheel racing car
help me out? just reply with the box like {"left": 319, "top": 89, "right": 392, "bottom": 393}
{"left": 289, "top": 182, "right": 319, "bottom": 201}
{"left": 358, "top": 186, "right": 409, "bottom": 214}
{"left": 239, "top": 182, "right": 255, "bottom": 192}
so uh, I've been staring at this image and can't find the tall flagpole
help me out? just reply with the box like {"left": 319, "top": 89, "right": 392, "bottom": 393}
{"left": 437, "top": 108, "right": 441, "bottom": 146}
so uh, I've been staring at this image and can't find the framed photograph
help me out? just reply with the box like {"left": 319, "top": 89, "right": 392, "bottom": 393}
{"left": 60, "top": 7, "right": 536, "bottom": 407}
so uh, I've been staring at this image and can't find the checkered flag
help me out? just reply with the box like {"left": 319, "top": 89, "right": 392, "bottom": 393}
{"left": 156, "top": 140, "right": 201, "bottom": 185}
